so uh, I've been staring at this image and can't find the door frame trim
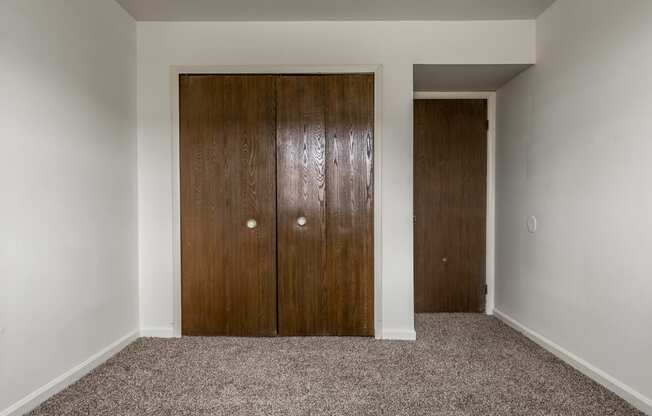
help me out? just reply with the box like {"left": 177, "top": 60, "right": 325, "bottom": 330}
{"left": 412, "top": 91, "right": 496, "bottom": 315}
{"left": 170, "top": 65, "right": 383, "bottom": 338}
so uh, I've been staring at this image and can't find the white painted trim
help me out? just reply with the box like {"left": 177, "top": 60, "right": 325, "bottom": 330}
{"left": 382, "top": 329, "right": 417, "bottom": 341}
{"left": 0, "top": 330, "right": 139, "bottom": 416}
{"left": 413, "top": 91, "right": 496, "bottom": 100}
{"left": 494, "top": 309, "right": 652, "bottom": 415}
{"left": 412, "top": 91, "right": 497, "bottom": 315}
{"left": 169, "top": 65, "right": 385, "bottom": 339}
{"left": 140, "top": 326, "right": 176, "bottom": 338}
{"left": 486, "top": 93, "right": 496, "bottom": 315}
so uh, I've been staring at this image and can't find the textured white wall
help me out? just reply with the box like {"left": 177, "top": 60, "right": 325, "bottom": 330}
{"left": 496, "top": 0, "right": 652, "bottom": 411}
{"left": 0, "top": 0, "right": 138, "bottom": 412}
{"left": 136, "top": 20, "right": 535, "bottom": 338}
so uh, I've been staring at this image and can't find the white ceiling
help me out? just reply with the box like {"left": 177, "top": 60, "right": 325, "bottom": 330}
{"left": 414, "top": 64, "right": 532, "bottom": 91}
{"left": 115, "top": 0, "right": 556, "bottom": 21}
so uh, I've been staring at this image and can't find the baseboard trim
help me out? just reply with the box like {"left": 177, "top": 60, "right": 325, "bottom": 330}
{"left": 380, "top": 328, "right": 417, "bottom": 341}
{"left": 140, "top": 326, "right": 176, "bottom": 338}
{"left": 0, "top": 329, "right": 139, "bottom": 416}
{"left": 494, "top": 309, "right": 652, "bottom": 415}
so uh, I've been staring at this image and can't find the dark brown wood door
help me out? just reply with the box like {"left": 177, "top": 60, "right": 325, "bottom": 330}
{"left": 180, "top": 75, "right": 277, "bottom": 336}
{"left": 413, "top": 99, "right": 487, "bottom": 313}
{"left": 277, "top": 74, "right": 374, "bottom": 336}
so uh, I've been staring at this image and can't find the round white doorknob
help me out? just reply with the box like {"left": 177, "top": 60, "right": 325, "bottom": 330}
{"left": 246, "top": 219, "right": 257, "bottom": 229}
{"left": 297, "top": 216, "right": 307, "bottom": 226}
{"left": 442, "top": 257, "right": 448, "bottom": 263}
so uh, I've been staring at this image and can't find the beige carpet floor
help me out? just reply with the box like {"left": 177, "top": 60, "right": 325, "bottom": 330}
{"left": 29, "top": 314, "right": 643, "bottom": 415}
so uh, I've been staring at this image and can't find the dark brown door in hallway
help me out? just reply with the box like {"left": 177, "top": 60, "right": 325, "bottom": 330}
{"left": 413, "top": 99, "right": 487, "bottom": 313}
{"left": 180, "top": 74, "right": 374, "bottom": 336}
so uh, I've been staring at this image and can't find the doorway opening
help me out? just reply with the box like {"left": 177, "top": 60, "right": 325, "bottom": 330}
{"left": 413, "top": 64, "right": 532, "bottom": 314}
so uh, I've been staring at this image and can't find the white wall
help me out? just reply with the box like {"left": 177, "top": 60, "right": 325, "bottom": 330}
{"left": 137, "top": 20, "right": 535, "bottom": 338}
{"left": 0, "top": 0, "right": 138, "bottom": 413}
{"left": 496, "top": 0, "right": 652, "bottom": 412}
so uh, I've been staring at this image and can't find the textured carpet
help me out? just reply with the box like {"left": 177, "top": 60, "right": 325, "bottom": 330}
{"left": 29, "top": 314, "right": 643, "bottom": 415}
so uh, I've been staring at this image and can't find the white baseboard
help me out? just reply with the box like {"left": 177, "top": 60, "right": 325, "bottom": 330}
{"left": 140, "top": 326, "right": 176, "bottom": 338}
{"left": 142, "top": 325, "right": 409, "bottom": 340}
{"left": 0, "top": 330, "right": 139, "bottom": 416}
{"left": 494, "top": 309, "right": 652, "bottom": 415}
{"left": 380, "top": 328, "right": 417, "bottom": 341}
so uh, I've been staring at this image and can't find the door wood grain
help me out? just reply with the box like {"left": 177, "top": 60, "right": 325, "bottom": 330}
{"left": 181, "top": 74, "right": 374, "bottom": 336}
{"left": 324, "top": 74, "right": 375, "bottom": 335}
{"left": 413, "top": 99, "right": 487, "bottom": 313}
{"left": 180, "top": 74, "right": 277, "bottom": 336}
{"left": 276, "top": 75, "right": 328, "bottom": 335}
{"left": 277, "top": 74, "right": 374, "bottom": 336}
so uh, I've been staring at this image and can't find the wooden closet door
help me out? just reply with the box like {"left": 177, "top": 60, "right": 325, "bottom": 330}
{"left": 276, "top": 75, "right": 328, "bottom": 335}
{"left": 324, "top": 74, "right": 374, "bottom": 335}
{"left": 413, "top": 99, "right": 487, "bottom": 313}
{"left": 180, "top": 75, "right": 277, "bottom": 336}
{"left": 277, "top": 74, "right": 374, "bottom": 336}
